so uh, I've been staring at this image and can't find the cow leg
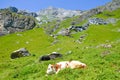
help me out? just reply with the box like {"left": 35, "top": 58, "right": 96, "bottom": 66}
{"left": 56, "top": 69, "right": 60, "bottom": 74}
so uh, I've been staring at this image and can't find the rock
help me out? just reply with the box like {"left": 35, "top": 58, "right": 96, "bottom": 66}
{"left": 104, "top": 0, "right": 120, "bottom": 11}
{"left": 0, "top": 10, "right": 36, "bottom": 35}
{"left": 106, "top": 18, "right": 117, "bottom": 24}
{"left": 18, "top": 10, "right": 38, "bottom": 17}
{"left": 82, "top": 23, "right": 89, "bottom": 28}
{"left": 97, "top": 44, "right": 112, "bottom": 48}
{"left": 68, "top": 25, "right": 86, "bottom": 32}
{"left": 10, "top": 48, "right": 30, "bottom": 59}
{"left": 8, "top": 6, "right": 18, "bottom": 13}
{"left": 57, "top": 28, "right": 71, "bottom": 36}
{"left": 88, "top": 18, "right": 107, "bottom": 25}
{"left": 101, "top": 50, "right": 110, "bottom": 57}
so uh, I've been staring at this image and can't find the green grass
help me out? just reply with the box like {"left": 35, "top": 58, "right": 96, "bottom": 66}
{"left": 0, "top": 9, "right": 120, "bottom": 80}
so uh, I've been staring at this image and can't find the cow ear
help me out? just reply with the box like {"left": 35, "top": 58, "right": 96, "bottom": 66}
{"left": 48, "top": 64, "right": 53, "bottom": 68}
{"left": 48, "top": 64, "right": 51, "bottom": 66}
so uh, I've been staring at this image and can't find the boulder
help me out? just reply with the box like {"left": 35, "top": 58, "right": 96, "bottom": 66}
{"left": 68, "top": 25, "right": 86, "bottom": 32}
{"left": 10, "top": 48, "right": 30, "bottom": 59}
{"left": 8, "top": 6, "right": 18, "bottom": 13}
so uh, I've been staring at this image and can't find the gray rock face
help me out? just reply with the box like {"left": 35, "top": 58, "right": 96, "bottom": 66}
{"left": 88, "top": 18, "right": 107, "bottom": 25}
{"left": 68, "top": 25, "right": 86, "bottom": 32}
{"left": 11, "top": 48, "right": 30, "bottom": 59}
{"left": 104, "top": 0, "right": 120, "bottom": 11}
{"left": 57, "top": 28, "right": 71, "bottom": 36}
{"left": 0, "top": 10, "right": 36, "bottom": 35}
{"left": 8, "top": 6, "right": 18, "bottom": 13}
{"left": 17, "top": 10, "right": 38, "bottom": 17}
{"left": 106, "top": 18, "right": 117, "bottom": 24}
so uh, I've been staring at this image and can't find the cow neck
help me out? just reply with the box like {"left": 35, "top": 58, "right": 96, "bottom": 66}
{"left": 54, "top": 64, "right": 61, "bottom": 71}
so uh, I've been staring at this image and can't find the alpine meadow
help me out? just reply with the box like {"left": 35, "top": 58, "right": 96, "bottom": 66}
{"left": 0, "top": 0, "right": 120, "bottom": 80}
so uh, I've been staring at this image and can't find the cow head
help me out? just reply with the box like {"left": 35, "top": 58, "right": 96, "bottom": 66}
{"left": 46, "top": 64, "right": 62, "bottom": 74}
{"left": 46, "top": 64, "right": 56, "bottom": 75}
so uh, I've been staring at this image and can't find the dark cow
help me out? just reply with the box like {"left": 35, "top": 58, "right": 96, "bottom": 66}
{"left": 39, "top": 52, "right": 62, "bottom": 61}
{"left": 40, "top": 55, "right": 51, "bottom": 61}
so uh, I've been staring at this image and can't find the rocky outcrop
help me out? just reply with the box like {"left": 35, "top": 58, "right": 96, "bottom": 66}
{"left": 103, "top": 0, "right": 120, "bottom": 11}
{"left": 0, "top": 10, "right": 36, "bottom": 36}
{"left": 17, "top": 10, "right": 38, "bottom": 17}
{"left": 88, "top": 18, "right": 107, "bottom": 25}
{"left": 57, "top": 17, "right": 117, "bottom": 36}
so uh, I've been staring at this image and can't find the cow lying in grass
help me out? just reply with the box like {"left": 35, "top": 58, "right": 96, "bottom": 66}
{"left": 39, "top": 52, "right": 62, "bottom": 61}
{"left": 46, "top": 60, "right": 86, "bottom": 75}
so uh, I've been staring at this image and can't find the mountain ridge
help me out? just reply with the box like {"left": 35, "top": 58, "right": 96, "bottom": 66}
{"left": 0, "top": 0, "right": 120, "bottom": 36}
{"left": 36, "top": 6, "right": 83, "bottom": 23}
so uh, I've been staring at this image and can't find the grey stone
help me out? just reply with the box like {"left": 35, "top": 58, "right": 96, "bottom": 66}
{"left": 11, "top": 48, "right": 30, "bottom": 59}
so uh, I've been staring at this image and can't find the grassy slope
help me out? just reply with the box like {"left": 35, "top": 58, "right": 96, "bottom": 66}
{"left": 0, "top": 9, "right": 120, "bottom": 80}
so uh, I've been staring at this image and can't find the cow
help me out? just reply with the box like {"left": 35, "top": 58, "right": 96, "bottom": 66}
{"left": 49, "top": 52, "right": 62, "bottom": 59}
{"left": 40, "top": 55, "right": 51, "bottom": 61}
{"left": 46, "top": 61, "right": 69, "bottom": 75}
{"left": 46, "top": 60, "right": 86, "bottom": 75}
{"left": 39, "top": 52, "right": 62, "bottom": 61}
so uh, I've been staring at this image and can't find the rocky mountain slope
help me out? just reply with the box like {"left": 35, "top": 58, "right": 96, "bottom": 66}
{"left": 0, "top": 6, "right": 83, "bottom": 36}
{"left": 36, "top": 6, "right": 83, "bottom": 23}
{"left": 40, "top": 0, "right": 120, "bottom": 35}
{"left": 66, "top": 0, "right": 120, "bottom": 25}
{"left": 0, "top": 0, "right": 120, "bottom": 36}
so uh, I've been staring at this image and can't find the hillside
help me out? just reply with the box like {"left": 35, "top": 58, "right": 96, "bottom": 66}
{"left": 0, "top": 7, "right": 120, "bottom": 80}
